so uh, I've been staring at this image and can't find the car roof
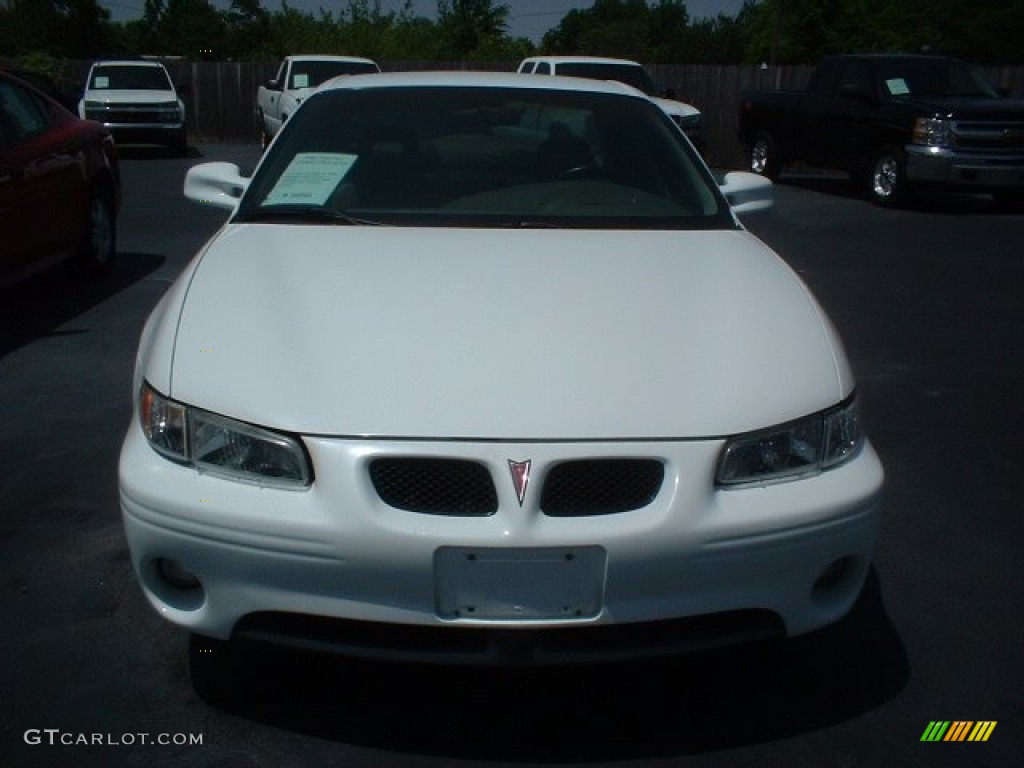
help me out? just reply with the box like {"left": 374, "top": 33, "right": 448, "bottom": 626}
{"left": 316, "top": 69, "right": 648, "bottom": 98}
{"left": 522, "top": 56, "right": 642, "bottom": 66}
{"left": 287, "top": 54, "right": 378, "bottom": 63}
{"left": 91, "top": 59, "right": 167, "bottom": 67}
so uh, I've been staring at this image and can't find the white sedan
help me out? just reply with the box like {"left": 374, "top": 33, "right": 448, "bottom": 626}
{"left": 119, "top": 71, "right": 883, "bottom": 669}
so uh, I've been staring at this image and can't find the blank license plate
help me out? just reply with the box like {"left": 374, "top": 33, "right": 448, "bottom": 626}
{"left": 435, "top": 546, "right": 606, "bottom": 621}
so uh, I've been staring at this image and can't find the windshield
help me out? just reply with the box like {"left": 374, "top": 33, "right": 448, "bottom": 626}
{"left": 90, "top": 65, "right": 172, "bottom": 91}
{"left": 288, "top": 60, "right": 379, "bottom": 89}
{"left": 238, "top": 85, "right": 727, "bottom": 230}
{"left": 878, "top": 58, "right": 1001, "bottom": 98}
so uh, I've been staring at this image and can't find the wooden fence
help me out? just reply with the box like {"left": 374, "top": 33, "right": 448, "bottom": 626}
{"left": 27, "top": 59, "right": 1024, "bottom": 169}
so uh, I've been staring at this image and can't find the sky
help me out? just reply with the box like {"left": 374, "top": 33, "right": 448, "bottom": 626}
{"left": 98, "top": 1, "right": 748, "bottom": 43}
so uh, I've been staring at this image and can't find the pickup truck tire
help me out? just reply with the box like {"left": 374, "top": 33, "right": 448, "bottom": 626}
{"left": 171, "top": 127, "right": 189, "bottom": 157}
{"left": 749, "top": 131, "right": 783, "bottom": 181}
{"left": 867, "top": 145, "right": 908, "bottom": 207}
{"left": 257, "top": 109, "right": 272, "bottom": 149}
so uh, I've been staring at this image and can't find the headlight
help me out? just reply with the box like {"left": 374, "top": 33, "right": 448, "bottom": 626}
{"left": 139, "top": 383, "right": 312, "bottom": 488}
{"left": 912, "top": 117, "right": 950, "bottom": 147}
{"left": 155, "top": 101, "right": 182, "bottom": 122}
{"left": 716, "top": 397, "right": 862, "bottom": 487}
{"left": 82, "top": 101, "right": 105, "bottom": 119}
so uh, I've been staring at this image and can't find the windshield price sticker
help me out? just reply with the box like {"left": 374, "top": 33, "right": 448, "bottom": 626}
{"left": 263, "top": 152, "right": 357, "bottom": 206}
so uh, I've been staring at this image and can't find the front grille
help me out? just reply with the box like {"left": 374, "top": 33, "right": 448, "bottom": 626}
{"left": 369, "top": 457, "right": 497, "bottom": 516}
{"left": 541, "top": 459, "right": 664, "bottom": 516}
{"left": 953, "top": 120, "right": 1024, "bottom": 151}
{"left": 87, "top": 105, "right": 179, "bottom": 124}
{"left": 369, "top": 456, "right": 664, "bottom": 517}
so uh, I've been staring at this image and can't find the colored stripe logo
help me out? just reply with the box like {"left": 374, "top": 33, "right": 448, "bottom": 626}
{"left": 921, "top": 721, "right": 997, "bottom": 742}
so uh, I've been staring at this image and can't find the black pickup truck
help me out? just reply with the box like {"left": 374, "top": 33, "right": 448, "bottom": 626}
{"left": 738, "top": 53, "right": 1024, "bottom": 206}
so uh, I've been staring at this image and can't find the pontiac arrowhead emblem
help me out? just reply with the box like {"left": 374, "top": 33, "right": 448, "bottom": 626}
{"left": 508, "top": 459, "right": 532, "bottom": 506}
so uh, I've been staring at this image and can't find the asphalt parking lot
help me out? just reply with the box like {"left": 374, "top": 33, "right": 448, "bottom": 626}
{"left": 1, "top": 144, "right": 1021, "bottom": 767}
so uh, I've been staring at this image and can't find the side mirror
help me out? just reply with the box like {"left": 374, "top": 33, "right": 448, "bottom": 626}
{"left": 719, "top": 171, "right": 774, "bottom": 215}
{"left": 266, "top": 79, "right": 281, "bottom": 91}
{"left": 184, "top": 162, "right": 248, "bottom": 211}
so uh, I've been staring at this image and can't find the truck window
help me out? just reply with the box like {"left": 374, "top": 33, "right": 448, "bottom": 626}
{"left": 875, "top": 59, "right": 999, "bottom": 98}
{"left": 837, "top": 61, "right": 873, "bottom": 97}
{"left": 807, "top": 58, "right": 841, "bottom": 96}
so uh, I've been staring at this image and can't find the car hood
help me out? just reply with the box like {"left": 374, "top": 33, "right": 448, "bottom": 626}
{"left": 156, "top": 225, "right": 852, "bottom": 440}
{"left": 84, "top": 89, "right": 177, "bottom": 104}
{"left": 895, "top": 94, "right": 1024, "bottom": 119}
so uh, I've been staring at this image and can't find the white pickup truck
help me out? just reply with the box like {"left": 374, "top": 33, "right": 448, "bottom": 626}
{"left": 256, "top": 54, "right": 380, "bottom": 147}
{"left": 517, "top": 56, "right": 704, "bottom": 154}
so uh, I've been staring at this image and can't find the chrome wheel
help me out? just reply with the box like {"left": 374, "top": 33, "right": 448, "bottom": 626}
{"left": 751, "top": 138, "right": 769, "bottom": 174}
{"left": 868, "top": 147, "right": 907, "bottom": 206}
{"left": 872, "top": 157, "right": 898, "bottom": 200}
{"left": 749, "top": 132, "right": 781, "bottom": 180}
{"left": 80, "top": 192, "right": 115, "bottom": 274}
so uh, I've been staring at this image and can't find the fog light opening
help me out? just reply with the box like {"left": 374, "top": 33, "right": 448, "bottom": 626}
{"left": 812, "top": 556, "right": 854, "bottom": 595}
{"left": 156, "top": 557, "right": 202, "bottom": 591}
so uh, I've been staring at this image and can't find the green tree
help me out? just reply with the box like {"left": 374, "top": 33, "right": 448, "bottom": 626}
{"left": 159, "top": 0, "right": 229, "bottom": 58}
{"left": 225, "top": 0, "right": 271, "bottom": 59}
{"left": 0, "top": 0, "right": 111, "bottom": 57}
{"left": 741, "top": 0, "right": 1024, "bottom": 65}
{"left": 646, "top": 1, "right": 690, "bottom": 62}
{"left": 436, "top": 0, "right": 510, "bottom": 58}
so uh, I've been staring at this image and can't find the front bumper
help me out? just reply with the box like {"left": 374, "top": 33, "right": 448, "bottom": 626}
{"left": 906, "top": 145, "right": 1024, "bottom": 190}
{"left": 119, "top": 425, "right": 883, "bottom": 665}
{"left": 102, "top": 123, "right": 185, "bottom": 146}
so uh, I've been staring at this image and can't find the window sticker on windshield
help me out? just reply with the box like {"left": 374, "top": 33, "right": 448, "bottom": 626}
{"left": 95, "top": 76, "right": 110, "bottom": 88}
{"left": 263, "top": 153, "right": 357, "bottom": 206}
{"left": 292, "top": 74, "right": 310, "bottom": 89}
{"left": 886, "top": 78, "right": 910, "bottom": 95}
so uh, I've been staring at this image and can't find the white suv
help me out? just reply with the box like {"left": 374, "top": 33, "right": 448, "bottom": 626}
{"left": 517, "top": 56, "right": 704, "bottom": 153}
{"left": 79, "top": 60, "right": 187, "bottom": 155}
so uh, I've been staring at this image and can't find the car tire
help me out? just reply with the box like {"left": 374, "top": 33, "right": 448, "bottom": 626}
{"left": 77, "top": 184, "right": 116, "bottom": 276}
{"left": 750, "top": 131, "right": 783, "bottom": 181}
{"left": 867, "top": 146, "right": 908, "bottom": 207}
{"left": 172, "top": 128, "right": 189, "bottom": 157}
{"left": 258, "top": 110, "right": 272, "bottom": 150}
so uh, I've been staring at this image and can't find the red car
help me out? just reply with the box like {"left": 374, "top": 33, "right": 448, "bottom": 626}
{"left": 0, "top": 69, "right": 120, "bottom": 288}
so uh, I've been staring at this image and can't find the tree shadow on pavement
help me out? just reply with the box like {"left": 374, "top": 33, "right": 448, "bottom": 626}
{"left": 0, "top": 252, "right": 165, "bottom": 358}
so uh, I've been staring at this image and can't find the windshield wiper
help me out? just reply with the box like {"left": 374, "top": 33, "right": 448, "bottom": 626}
{"left": 235, "top": 206, "right": 385, "bottom": 226}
